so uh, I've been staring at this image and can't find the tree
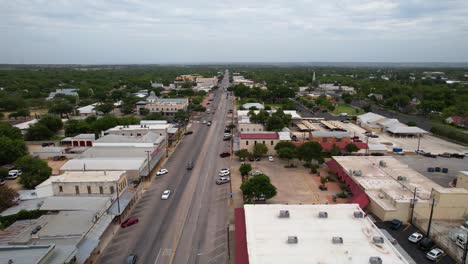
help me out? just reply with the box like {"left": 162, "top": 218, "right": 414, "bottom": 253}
{"left": 319, "top": 177, "right": 328, "bottom": 190}
{"left": 235, "top": 149, "right": 250, "bottom": 161}
{"left": 0, "top": 136, "right": 27, "bottom": 165}
{"left": 0, "top": 168, "right": 8, "bottom": 181}
{"left": 0, "top": 186, "right": 19, "bottom": 211}
{"left": 406, "top": 121, "right": 417, "bottom": 127}
{"left": 239, "top": 163, "right": 252, "bottom": 178}
{"left": 255, "top": 109, "right": 270, "bottom": 125}
{"left": 297, "top": 141, "right": 323, "bottom": 167}
{"left": 8, "top": 109, "right": 30, "bottom": 120}
{"left": 48, "top": 99, "right": 74, "bottom": 117}
{"left": 266, "top": 115, "right": 284, "bottom": 131}
{"left": 65, "top": 120, "right": 92, "bottom": 137}
{"left": 92, "top": 115, "right": 119, "bottom": 134}
{"left": 227, "top": 123, "right": 236, "bottom": 130}
{"left": 38, "top": 115, "right": 63, "bottom": 132}
{"left": 15, "top": 156, "right": 52, "bottom": 189}
{"left": 0, "top": 122, "right": 23, "bottom": 140}
{"left": 94, "top": 102, "right": 114, "bottom": 114}
{"left": 139, "top": 108, "right": 150, "bottom": 116}
{"left": 25, "top": 123, "right": 54, "bottom": 141}
{"left": 278, "top": 147, "right": 297, "bottom": 166}
{"left": 330, "top": 144, "right": 341, "bottom": 156}
{"left": 174, "top": 110, "right": 190, "bottom": 123}
{"left": 253, "top": 143, "right": 268, "bottom": 157}
{"left": 144, "top": 112, "right": 166, "bottom": 120}
{"left": 345, "top": 143, "right": 360, "bottom": 154}
{"left": 240, "top": 174, "right": 277, "bottom": 203}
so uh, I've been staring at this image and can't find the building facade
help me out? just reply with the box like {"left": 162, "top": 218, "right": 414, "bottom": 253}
{"left": 136, "top": 98, "right": 189, "bottom": 117}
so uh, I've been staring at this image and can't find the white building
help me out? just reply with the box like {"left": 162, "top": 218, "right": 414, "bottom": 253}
{"left": 236, "top": 204, "right": 409, "bottom": 264}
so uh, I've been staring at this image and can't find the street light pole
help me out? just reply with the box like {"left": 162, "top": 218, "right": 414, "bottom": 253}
{"left": 426, "top": 197, "right": 436, "bottom": 238}
{"left": 417, "top": 133, "right": 421, "bottom": 152}
{"left": 116, "top": 181, "right": 121, "bottom": 224}
{"left": 410, "top": 188, "right": 417, "bottom": 224}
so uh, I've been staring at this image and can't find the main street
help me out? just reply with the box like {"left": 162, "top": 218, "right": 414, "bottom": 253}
{"left": 98, "top": 71, "right": 232, "bottom": 264}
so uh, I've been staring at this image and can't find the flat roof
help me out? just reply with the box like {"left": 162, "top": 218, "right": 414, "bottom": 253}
{"left": 81, "top": 146, "right": 156, "bottom": 158}
{"left": 0, "top": 245, "right": 55, "bottom": 264}
{"left": 237, "top": 110, "right": 301, "bottom": 120}
{"left": 60, "top": 157, "right": 145, "bottom": 171}
{"left": 244, "top": 204, "right": 408, "bottom": 264}
{"left": 40, "top": 196, "right": 111, "bottom": 213}
{"left": 96, "top": 132, "right": 162, "bottom": 144}
{"left": 105, "top": 124, "right": 171, "bottom": 132}
{"left": 40, "top": 171, "right": 125, "bottom": 186}
{"left": 72, "top": 133, "right": 95, "bottom": 140}
{"left": 332, "top": 156, "right": 468, "bottom": 204}
{"left": 13, "top": 119, "right": 38, "bottom": 130}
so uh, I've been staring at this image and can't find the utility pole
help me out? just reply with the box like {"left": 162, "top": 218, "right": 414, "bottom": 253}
{"left": 365, "top": 136, "right": 369, "bottom": 155}
{"left": 116, "top": 181, "right": 121, "bottom": 224}
{"left": 165, "top": 127, "right": 169, "bottom": 158}
{"left": 409, "top": 188, "right": 417, "bottom": 225}
{"left": 417, "top": 133, "right": 421, "bottom": 152}
{"left": 145, "top": 150, "right": 152, "bottom": 180}
{"left": 426, "top": 197, "right": 436, "bottom": 238}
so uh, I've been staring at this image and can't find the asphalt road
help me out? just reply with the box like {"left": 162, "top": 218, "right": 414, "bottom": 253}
{"left": 98, "top": 71, "right": 232, "bottom": 264}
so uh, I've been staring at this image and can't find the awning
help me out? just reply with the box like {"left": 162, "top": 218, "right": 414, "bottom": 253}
{"left": 235, "top": 208, "right": 249, "bottom": 264}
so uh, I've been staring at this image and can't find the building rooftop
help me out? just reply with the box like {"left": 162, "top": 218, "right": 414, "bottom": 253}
{"left": 39, "top": 196, "right": 111, "bottom": 212}
{"left": 140, "top": 120, "right": 168, "bottom": 125}
{"left": 76, "top": 104, "right": 96, "bottom": 115}
{"left": 33, "top": 146, "right": 65, "bottom": 153}
{"left": 311, "top": 131, "right": 350, "bottom": 138}
{"left": 277, "top": 132, "right": 291, "bottom": 141}
{"left": 237, "top": 110, "right": 302, "bottom": 121}
{"left": 13, "top": 119, "right": 38, "bottom": 130}
{"left": 240, "top": 132, "right": 279, "bottom": 140}
{"left": 95, "top": 132, "right": 163, "bottom": 145}
{"left": 0, "top": 245, "right": 55, "bottom": 264}
{"left": 105, "top": 124, "right": 171, "bottom": 132}
{"left": 81, "top": 146, "right": 156, "bottom": 158}
{"left": 72, "top": 133, "right": 95, "bottom": 140}
{"left": 358, "top": 112, "right": 385, "bottom": 124}
{"left": 386, "top": 125, "right": 427, "bottom": 134}
{"left": 243, "top": 204, "right": 408, "bottom": 264}
{"left": 60, "top": 157, "right": 145, "bottom": 171}
{"left": 242, "top": 103, "right": 265, "bottom": 110}
{"left": 38, "top": 171, "right": 125, "bottom": 187}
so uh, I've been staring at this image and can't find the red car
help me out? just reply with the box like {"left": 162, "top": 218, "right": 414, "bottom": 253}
{"left": 121, "top": 217, "right": 139, "bottom": 228}
{"left": 219, "top": 152, "right": 231, "bottom": 158}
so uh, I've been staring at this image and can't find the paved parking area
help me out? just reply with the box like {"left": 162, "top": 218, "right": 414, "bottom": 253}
{"left": 375, "top": 221, "right": 456, "bottom": 264}
{"left": 394, "top": 155, "right": 467, "bottom": 187}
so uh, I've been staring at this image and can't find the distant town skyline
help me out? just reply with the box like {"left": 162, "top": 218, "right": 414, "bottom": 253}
{"left": 1, "top": 0, "right": 468, "bottom": 64}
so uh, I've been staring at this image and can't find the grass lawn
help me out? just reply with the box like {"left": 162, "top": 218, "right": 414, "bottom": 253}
{"left": 332, "top": 104, "right": 364, "bottom": 116}
{"left": 431, "top": 121, "right": 467, "bottom": 133}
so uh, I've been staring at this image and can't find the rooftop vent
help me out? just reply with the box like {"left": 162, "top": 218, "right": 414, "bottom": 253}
{"left": 372, "top": 236, "right": 384, "bottom": 244}
{"left": 279, "top": 210, "right": 290, "bottom": 218}
{"left": 332, "top": 237, "right": 343, "bottom": 244}
{"left": 353, "top": 211, "right": 364, "bottom": 218}
{"left": 397, "top": 176, "right": 407, "bottom": 181}
{"left": 369, "top": 256, "right": 383, "bottom": 264}
{"left": 287, "top": 236, "right": 298, "bottom": 244}
{"left": 379, "top": 161, "right": 386, "bottom": 167}
{"left": 353, "top": 170, "right": 362, "bottom": 176}
{"left": 318, "top": 211, "right": 328, "bottom": 218}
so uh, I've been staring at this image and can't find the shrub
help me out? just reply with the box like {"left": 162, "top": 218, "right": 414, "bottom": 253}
{"left": 0, "top": 210, "right": 46, "bottom": 228}
{"left": 336, "top": 192, "right": 348, "bottom": 199}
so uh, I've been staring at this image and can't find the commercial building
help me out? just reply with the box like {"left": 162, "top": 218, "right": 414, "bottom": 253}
{"left": 136, "top": 97, "right": 189, "bottom": 117}
{"left": 242, "top": 103, "right": 264, "bottom": 110}
{"left": 195, "top": 76, "right": 218, "bottom": 90}
{"left": 237, "top": 110, "right": 302, "bottom": 124}
{"left": 71, "top": 134, "right": 95, "bottom": 147}
{"left": 238, "top": 123, "right": 265, "bottom": 133}
{"left": 60, "top": 157, "right": 147, "bottom": 179}
{"left": 0, "top": 245, "right": 56, "bottom": 264}
{"left": 310, "top": 131, "right": 351, "bottom": 144}
{"left": 104, "top": 123, "right": 172, "bottom": 138}
{"left": 357, "top": 112, "right": 427, "bottom": 136}
{"left": 232, "top": 76, "right": 255, "bottom": 87}
{"left": 35, "top": 171, "right": 128, "bottom": 198}
{"left": 47, "top": 88, "right": 78, "bottom": 100}
{"left": 239, "top": 132, "right": 290, "bottom": 155}
{"left": 327, "top": 156, "right": 468, "bottom": 222}
{"left": 235, "top": 204, "right": 409, "bottom": 264}
{"left": 456, "top": 171, "right": 468, "bottom": 190}
{"left": 76, "top": 103, "right": 97, "bottom": 117}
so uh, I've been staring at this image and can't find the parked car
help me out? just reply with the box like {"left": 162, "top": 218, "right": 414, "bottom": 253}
{"left": 415, "top": 149, "right": 426, "bottom": 155}
{"left": 219, "top": 168, "right": 230, "bottom": 174}
{"left": 216, "top": 177, "right": 230, "bottom": 185}
{"left": 7, "top": 169, "right": 22, "bottom": 179}
{"left": 156, "top": 169, "right": 168, "bottom": 176}
{"left": 255, "top": 156, "right": 261, "bottom": 161}
{"left": 408, "top": 232, "right": 424, "bottom": 243}
{"left": 426, "top": 248, "right": 444, "bottom": 261}
{"left": 249, "top": 170, "right": 263, "bottom": 176}
{"left": 439, "top": 152, "right": 451, "bottom": 158}
{"left": 450, "top": 153, "right": 465, "bottom": 159}
{"left": 248, "top": 156, "right": 254, "bottom": 161}
{"left": 368, "top": 134, "right": 379, "bottom": 138}
{"left": 253, "top": 194, "right": 266, "bottom": 201}
{"left": 423, "top": 152, "right": 437, "bottom": 158}
{"left": 202, "top": 120, "right": 207, "bottom": 124}
{"left": 390, "top": 219, "right": 402, "bottom": 230}
{"left": 161, "top": 190, "right": 171, "bottom": 200}
{"left": 268, "top": 156, "right": 274, "bottom": 162}
{"left": 187, "top": 161, "right": 194, "bottom": 170}
{"left": 0, "top": 178, "right": 5, "bottom": 185}
{"left": 419, "top": 237, "right": 435, "bottom": 251}
{"left": 220, "top": 152, "right": 231, "bottom": 158}
{"left": 52, "top": 155, "right": 66, "bottom": 161}
{"left": 184, "top": 131, "right": 193, "bottom": 135}
{"left": 207, "top": 121, "right": 212, "bottom": 126}
{"left": 30, "top": 225, "right": 42, "bottom": 235}
{"left": 126, "top": 254, "right": 137, "bottom": 264}
{"left": 121, "top": 217, "right": 139, "bottom": 228}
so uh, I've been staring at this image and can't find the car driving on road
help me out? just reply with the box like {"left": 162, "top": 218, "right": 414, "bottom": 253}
{"left": 216, "top": 177, "right": 230, "bottom": 185}
{"left": 219, "top": 152, "right": 230, "bottom": 158}
{"left": 156, "top": 169, "right": 168, "bottom": 176}
{"left": 161, "top": 190, "right": 171, "bottom": 200}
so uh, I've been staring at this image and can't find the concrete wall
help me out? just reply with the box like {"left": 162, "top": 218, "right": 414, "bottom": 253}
{"left": 52, "top": 176, "right": 127, "bottom": 196}
{"left": 239, "top": 139, "right": 279, "bottom": 155}
{"left": 238, "top": 123, "right": 265, "bottom": 132}
{"left": 456, "top": 172, "right": 468, "bottom": 190}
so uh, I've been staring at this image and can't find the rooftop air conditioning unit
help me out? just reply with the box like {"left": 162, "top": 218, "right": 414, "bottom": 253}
{"left": 372, "top": 236, "right": 384, "bottom": 244}
{"left": 379, "top": 161, "right": 386, "bottom": 167}
{"left": 332, "top": 237, "right": 343, "bottom": 244}
{"left": 353, "top": 170, "right": 362, "bottom": 176}
{"left": 287, "top": 236, "right": 298, "bottom": 244}
{"left": 353, "top": 211, "right": 364, "bottom": 218}
{"left": 369, "top": 256, "right": 383, "bottom": 264}
{"left": 279, "top": 210, "right": 290, "bottom": 218}
{"left": 397, "top": 176, "right": 407, "bottom": 181}
{"left": 318, "top": 212, "right": 328, "bottom": 218}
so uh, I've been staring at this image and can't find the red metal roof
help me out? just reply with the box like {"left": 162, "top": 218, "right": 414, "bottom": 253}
{"left": 240, "top": 133, "right": 278, "bottom": 140}
{"left": 235, "top": 208, "right": 249, "bottom": 264}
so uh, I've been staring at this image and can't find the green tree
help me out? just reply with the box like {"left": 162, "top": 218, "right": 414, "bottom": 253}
{"left": 92, "top": 115, "right": 119, "bottom": 134}
{"left": 406, "top": 121, "right": 417, "bottom": 127}
{"left": 0, "top": 123, "right": 23, "bottom": 140}
{"left": 330, "top": 144, "right": 341, "bottom": 156}
{"left": 38, "top": 115, "right": 63, "bottom": 132}
{"left": 48, "top": 99, "right": 74, "bottom": 117}
{"left": 0, "top": 168, "right": 8, "bottom": 181}
{"left": 0, "top": 186, "right": 19, "bottom": 211}
{"left": 139, "top": 108, "right": 150, "bottom": 116}
{"left": 15, "top": 156, "right": 52, "bottom": 189}
{"left": 25, "top": 124, "right": 54, "bottom": 141}
{"left": 266, "top": 115, "right": 285, "bottom": 131}
{"left": 277, "top": 147, "right": 297, "bottom": 166}
{"left": 0, "top": 136, "right": 27, "bottom": 165}
{"left": 253, "top": 143, "right": 268, "bottom": 157}
{"left": 345, "top": 143, "right": 360, "bottom": 154}
{"left": 235, "top": 149, "right": 250, "bottom": 161}
{"left": 144, "top": 112, "right": 166, "bottom": 120}
{"left": 297, "top": 141, "right": 323, "bottom": 167}
{"left": 239, "top": 163, "right": 252, "bottom": 177}
{"left": 94, "top": 102, "right": 114, "bottom": 114}
{"left": 240, "top": 174, "right": 277, "bottom": 203}
{"left": 319, "top": 177, "right": 328, "bottom": 190}
{"left": 227, "top": 123, "right": 236, "bottom": 130}
{"left": 8, "top": 109, "right": 30, "bottom": 120}
{"left": 65, "top": 120, "right": 92, "bottom": 137}
{"left": 174, "top": 110, "right": 190, "bottom": 123}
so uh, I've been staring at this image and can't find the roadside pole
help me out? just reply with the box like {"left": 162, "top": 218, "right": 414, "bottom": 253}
{"left": 116, "top": 181, "right": 121, "bottom": 224}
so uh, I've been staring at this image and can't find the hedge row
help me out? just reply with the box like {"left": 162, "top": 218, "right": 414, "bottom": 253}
{"left": 0, "top": 210, "right": 46, "bottom": 229}
{"left": 430, "top": 125, "right": 468, "bottom": 145}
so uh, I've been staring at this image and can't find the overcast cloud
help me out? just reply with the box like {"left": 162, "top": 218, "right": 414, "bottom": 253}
{"left": 1, "top": 0, "right": 468, "bottom": 64}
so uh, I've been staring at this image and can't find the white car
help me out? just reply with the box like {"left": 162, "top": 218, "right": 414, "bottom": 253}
{"left": 161, "top": 190, "right": 171, "bottom": 200}
{"left": 156, "top": 169, "right": 168, "bottom": 176}
{"left": 249, "top": 170, "right": 263, "bottom": 176}
{"left": 7, "top": 169, "right": 22, "bottom": 179}
{"left": 219, "top": 168, "right": 230, "bottom": 174}
{"left": 202, "top": 120, "right": 207, "bottom": 124}
{"left": 268, "top": 156, "right": 274, "bottom": 162}
{"left": 408, "top": 232, "right": 423, "bottom": 243}
{"left": 426, "top": 248, "right": 444, "bottom": 261}
{"left": 219, "top": 171, "right": 230, "bottom": 177}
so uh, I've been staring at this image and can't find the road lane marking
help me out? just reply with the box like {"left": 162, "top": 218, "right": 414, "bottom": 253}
{"left": 154, "top": 248, "right": 162, "bottom": 264}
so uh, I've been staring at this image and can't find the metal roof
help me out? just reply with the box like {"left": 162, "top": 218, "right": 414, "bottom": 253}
{"left": 72, "top": 133, "right": 95, "bottom": 140}
{"left": 60, "top": 157, "right": 146, "bottom": 171}
{"left": 0, "top": 245, "right": 55, "bottom": 264}
{"left": 311, "top": 131, "right": 350, "bottom": 138}
{"left": 240, "top": 132, "right": 279, "bottom": 140}
{"left": 386, "top": 125, "right": 427, "bottom": 134}
{"left": 39, "top": 196, "right": 111, "bottom": 212}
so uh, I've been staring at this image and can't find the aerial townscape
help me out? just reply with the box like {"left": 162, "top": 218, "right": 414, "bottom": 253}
{"left": 1, "top": 1, "right": 468, "bottom": 264}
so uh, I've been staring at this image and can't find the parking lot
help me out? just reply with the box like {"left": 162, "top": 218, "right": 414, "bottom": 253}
{"left": 375, "top": 221, "right": 456, "bottom": 264}
{"left": 395, "top": 155, "right": 467, "bottom": 187}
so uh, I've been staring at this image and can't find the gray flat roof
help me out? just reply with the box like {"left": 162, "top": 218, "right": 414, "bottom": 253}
{"left": 40, "top": 196, "right": 111, "bottom": 213}
{"left": 60, "top": 157, "right": 146, "bottom": 171}
{"left": 0, "top": 245, "right": 55, "bottom": 264}
{"left": 81, "top": 146, "right": 156, "bottom": 158}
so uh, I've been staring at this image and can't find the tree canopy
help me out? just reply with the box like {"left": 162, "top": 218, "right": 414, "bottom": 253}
{"left": 240, "top": 174, "right": 277, "bottom": 203}
{"left": 297, "top": 141, "right": 323, "bottom": 165}
{"left": 15, "top": 156, "right": 52, "bottom": 189}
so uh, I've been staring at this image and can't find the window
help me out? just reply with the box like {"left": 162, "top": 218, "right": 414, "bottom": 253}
{"left": 137, "top": 133, "right": 141, "bottom": 136}
{"left": 254, "top": 141, "right": 257, "bottom": 145}
{"left": 246, "top": 140, "right": 249, "bottom": 145}
{"left": 75, "top": 186, "right": 80, "bottom": 194}
{"left": 241, "top": 128, "right": 243, "bottom": 131}
{"left": 59, "top": 186, "right": 63, "bottom": 192}
{"left": 110, "top": 186, "right": 115, "bottom": 194}
{"left": 336, "top": 138, "right": 341, "bottom": 142}
{"left": 262, "top": 141, "right": 265, "bottom": 145}
{"left": 99, "top": 186, "right": 103, "bottom": 194}
{"left": 130, "top": 133, "right": 133, "bottom": 136}
{"left": 87, "top": 186, "right": 91, "bottom": 194}
{"left": 271, "top": 141, "right": 274, "bottom": 145}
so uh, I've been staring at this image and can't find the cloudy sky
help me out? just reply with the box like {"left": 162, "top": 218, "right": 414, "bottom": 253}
{"left": 1, "top": 0, "right": 468, "bottom": 64}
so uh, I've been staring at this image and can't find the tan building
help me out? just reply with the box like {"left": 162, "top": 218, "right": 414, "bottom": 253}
{"left": 327, "top": 156, "right": 468, "bottom": 223}
{"left": 175, "top": 74, "right": 199, "bottom": 82}
{"left": 238, "top": 123, "right": 265, "bottom": 132}
{"left": 136, "top": 98, "right": 189, "bottom": 117}
{"left": 35, "top": 171, "right": 127, "bottom": 198}
{"left": 239, "top": 132, "right": 291, "bottom": 155}
{"left": 456, "top": 171, "right": 468, "bottom": 190}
